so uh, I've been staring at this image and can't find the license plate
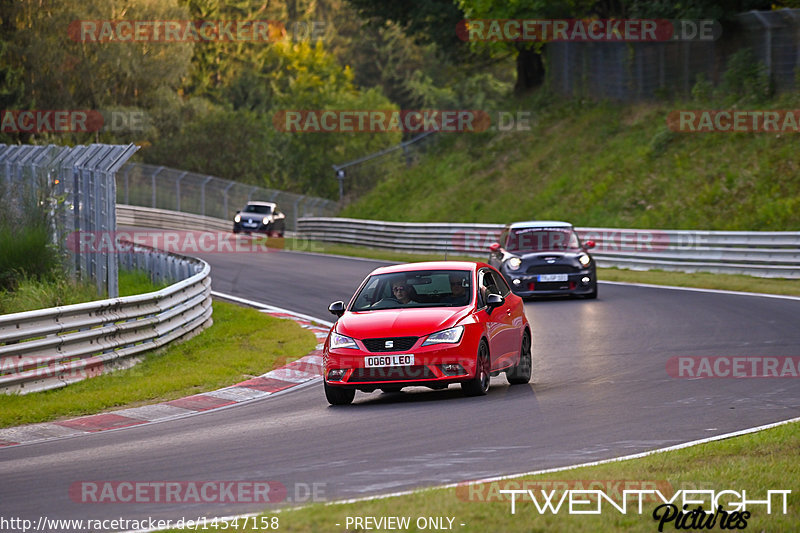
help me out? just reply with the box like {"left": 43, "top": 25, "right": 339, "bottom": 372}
{"left": 243, "top": 221, "right": 258, "bottom": 227}
{"left": 365, "top": 354, "right": 414, "bottom": 368}
{"left": 538, "top": 274, "right": 568, "bottom": 282}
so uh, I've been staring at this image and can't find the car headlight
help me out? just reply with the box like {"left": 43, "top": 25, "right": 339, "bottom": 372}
{"left": 422, "top": 325, "right": 464, "bottom": 346}
{"left": 506, "top": 257, "right": 522, "bottom": 271}
{"left": 579, "top": 253, "right": 591, "bottom": 266}
{"left": 330, "top": 332, "right": 358, "bottom": 349}
{"left": 234, "top": 214, "right": 241, "bottom": 223}
{"left": 262, "top": 216, "right": 271, "bottom": 225}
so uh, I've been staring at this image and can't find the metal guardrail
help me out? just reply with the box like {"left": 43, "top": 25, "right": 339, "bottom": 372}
{"left": 297, "top": 217, "right": 800, "bottom": 279}
{"left": 117, "top": 204, "right": 230, "bottom": 233}
{"left": 118, "top": 162, "right": 338, "bottom": 232}
{"left": 0, "top": 242, "right": 212, "bottom": 395}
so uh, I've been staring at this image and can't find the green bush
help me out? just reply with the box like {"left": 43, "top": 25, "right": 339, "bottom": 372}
{"left": 0, "top": 184, "right": 61, "bottom": 291}
{"left": 719, "top": 48, "right": 772, "bottom": 104}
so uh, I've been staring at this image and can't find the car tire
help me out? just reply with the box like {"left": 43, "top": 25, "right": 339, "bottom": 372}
{"left": 462, "top": 340, "right": 491, "bottom": 397}
{"left": 324, "top": 381, "right": 355, "bottom": 405}
{"left": 507, "top": 330, "right": 532, "bottom": 385}
{"left": 584, "top": 284, "right": 598, "bottom": 299}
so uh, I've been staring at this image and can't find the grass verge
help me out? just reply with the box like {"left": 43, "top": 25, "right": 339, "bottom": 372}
{"left": 0, "top": 300, "right": 317, "bottom": 428}
{"left": 340, "top": 94, "right": 800, "bottom": 231}
{"left": 161, "top": 420, "right": 799, "bottom": 532}
{"left": 0, "top": 269, "right": 173, "bottom": 314}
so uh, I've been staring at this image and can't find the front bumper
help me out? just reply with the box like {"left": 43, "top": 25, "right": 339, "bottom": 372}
{"left": 233, "top": 221, "right": 276, "bottom": 233}
{"left": 324, "top": 341, "right": 480, "bottom": 391}
{"left": 504, "top": 267, "right": 596, "bottom": 297}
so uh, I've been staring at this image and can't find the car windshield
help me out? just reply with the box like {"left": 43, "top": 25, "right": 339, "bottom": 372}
{"left": 350, "top": 270, "right": 472, "bottom": 311}
{"left": 506, "top": 228, "right": 580, "bottom": 252}
{"left": 243, "top": 204, "right": 272, "bottom": 214}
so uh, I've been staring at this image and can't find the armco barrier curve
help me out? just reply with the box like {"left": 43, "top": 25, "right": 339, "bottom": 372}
{"left": 114, "top": 205, "right": 800, "bottom": 278}
{"left": 0, "top": 242, "right": 212, "bottom": 395}
{"left": 297, "top": 217, "right": 800, "bottom": 279}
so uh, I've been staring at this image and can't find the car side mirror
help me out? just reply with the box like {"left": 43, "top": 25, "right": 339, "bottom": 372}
{"left": 489, "top": 242, "right": 501, "bottom": 253}
{"left": 585, "top": 240, "right": 596, "bottom": 249}
{"left": 485, "top": 293, "right": 505, "bottom": 312}
{"left": 328, "top": 301, "right": 345, "bottom": 318}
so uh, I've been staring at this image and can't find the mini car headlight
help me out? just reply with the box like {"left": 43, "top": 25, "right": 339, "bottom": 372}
{"left": 234, "top": 214, "right": 241, "bottom": 223}
{"left": 579, "top": 253, "right": 591, "bottom": 266}
{"left": 262, "top": 216, "right": 270, "bottom": 225}
{"left": 506, "top": 257, "right": 522, "bottom": 271}
{"left": 422, "top": 325, "right": 464, "bottom": 346}
{"left": 330, "top": 333, "right": 358, "bottom": 349}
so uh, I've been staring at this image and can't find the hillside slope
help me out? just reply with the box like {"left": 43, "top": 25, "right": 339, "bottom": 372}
{"left": 341, "top": 97, "right": 800, "bottom": 230}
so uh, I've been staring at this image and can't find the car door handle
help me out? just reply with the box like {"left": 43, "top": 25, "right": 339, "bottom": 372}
{"left": 506, "top": 309, "right": 512, "bottom": 316}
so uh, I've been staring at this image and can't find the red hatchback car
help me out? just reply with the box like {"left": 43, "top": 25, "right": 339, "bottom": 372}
{"left": 323, "top": 261, "right": 532, "bottom": 405}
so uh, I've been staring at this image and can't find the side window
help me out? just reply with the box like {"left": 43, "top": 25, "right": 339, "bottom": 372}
{"left": 478, "top": 269, "right": 501, "bottom": 306}
{"left": 488, "top": 270, "right": 511, "bottom": 296}
{"left": 477, "top": 271, "right": 488, "bottom": 307}
{"left": 483, "top": 271, "right": 500, "bottom": 296}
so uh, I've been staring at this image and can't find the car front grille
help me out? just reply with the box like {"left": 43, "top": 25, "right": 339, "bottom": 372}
{"left": 349, "top": 366, "right": 436, "bottom": 382}
{"left": 362, "top": 337, "right": 418, "bottom": 352}
{"left": 526, "top": 264, "right": 579, "bottom": 275}
{"left": 533, "top": 281, "right": 573, "bottom": 291}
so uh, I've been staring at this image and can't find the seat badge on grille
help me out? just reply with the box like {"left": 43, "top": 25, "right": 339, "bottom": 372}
{"left": 385, "top": 340, "right": 394, "bottom": 349}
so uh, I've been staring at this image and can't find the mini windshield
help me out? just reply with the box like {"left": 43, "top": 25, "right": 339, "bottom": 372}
{"left": 351, "top": 270, "right": 472, "bottom": 311}
{"left": 506, "top": 228, "right": 580, "bottom": 252}
{"left": 243, "top": 204, "right": 272, "bottom": 214}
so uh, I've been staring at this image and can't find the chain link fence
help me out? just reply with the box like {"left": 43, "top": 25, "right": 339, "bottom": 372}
{"left": 332, "top": 131, "right": 439, "bottom": 204}
{"left": 0, "top": 143, "right": 139, "bottom": 298}
{"left": 547, "top": 9, "right": 800, "bottom": 100}
{"left": 118, "top": 163, "right": 339, "bottom": 232}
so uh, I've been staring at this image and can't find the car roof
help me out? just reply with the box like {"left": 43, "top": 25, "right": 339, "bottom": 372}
{"left": 245, "top": 201, "right": 277, "bottom": 207}
{"left": 369, "top": 261, "right": 487, "bottom": 276}
{"left": 508, "top": 220, "right": 573, "bottom": 230}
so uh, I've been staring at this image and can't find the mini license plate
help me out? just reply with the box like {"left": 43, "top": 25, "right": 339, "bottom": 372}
{"left": 365, "top": 354, "right": 414, "bottom": 368}
{"left": 538, "top": 274, "right": 568, "bottom": 282}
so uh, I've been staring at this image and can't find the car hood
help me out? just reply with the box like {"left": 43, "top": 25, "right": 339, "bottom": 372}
{"left": 337, "top": 307, "right": 470, "bottom": 339}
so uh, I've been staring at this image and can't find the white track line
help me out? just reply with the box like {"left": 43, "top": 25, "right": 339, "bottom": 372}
{"left": 600, "top": 280, "right": 800, "bottom": 301}
{"left": 211, "top": 291, "right": 334, "bottom": 327}
{"left": 127, "top": 283, "right": 799, "bottom": 532}
{"left": 127, "top": 415, "right": 800, "bottom": 532}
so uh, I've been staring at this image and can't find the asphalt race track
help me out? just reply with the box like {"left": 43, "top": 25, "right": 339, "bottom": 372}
{"left": 2, "top": 248, "right": 800, "bottom": 530}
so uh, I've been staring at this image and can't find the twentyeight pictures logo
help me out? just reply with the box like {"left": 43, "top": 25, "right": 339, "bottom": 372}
{"left": 273, "top": 110, "right": 491, "bottom": 133}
